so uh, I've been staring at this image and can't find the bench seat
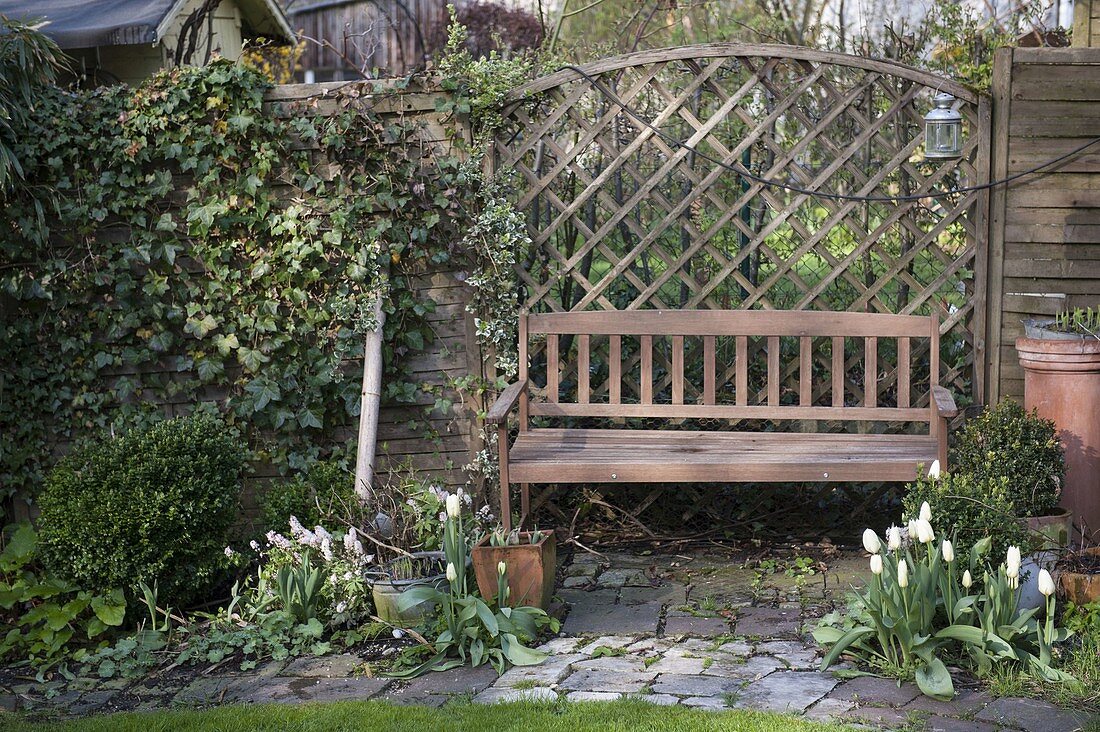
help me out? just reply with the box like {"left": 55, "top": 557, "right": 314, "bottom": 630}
{"left": 509, "top": 428, "right": 938, "bottom": 484}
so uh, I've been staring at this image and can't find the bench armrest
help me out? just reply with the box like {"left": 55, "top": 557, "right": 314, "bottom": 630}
{"left": 931, "top": 386, "right": 958, "bottom": 418}
{"left": 485, "top": 380, "right": 527, "bottom": 425}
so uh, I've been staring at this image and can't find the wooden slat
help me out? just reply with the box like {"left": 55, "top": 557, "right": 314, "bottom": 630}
{"left": 519, "top": 312, "right": 529, "bottom": 429}
{"left": 865, "top": 336, "right": 878, "bottom": 408}
{"left": 528, "top": 403, "right": 931, "bottom": 421}
{"left": 832, "top": 336, "right": 844, "bottom": 407}
{"left": 609, "top": 335, "right": 621, "bottom": 404}
{"left": 672, "top": 335, "right": 684, "bottom": 405}
{"left": 526, "top": 310, "right": 934, "bottom": 337}
{"left": 799, "top": 336, "right": 812, "bottom": 406}
{"left": 577, "top": 334, "right": 590, "bottom": 404}
{"left": 640, "top": 335, "right": 653, "bottom": 404}
{"left": 898, "top": 337, "right": 911, "bottom": 409}
{"left": 767, "top": 336, "right": 780, "bottom": 407}
{"left": 735, "top": 335, "right": 748, "bottom": 406}
{"left": 703, "top": 335, "right": 716, "bottom": 405}
{"left": 546, "top": 334, "right": 559, "bottom": 403}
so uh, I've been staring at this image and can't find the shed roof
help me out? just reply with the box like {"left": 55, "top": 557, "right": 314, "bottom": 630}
{"left": 0, "top": 0, "right": 294, "bottom": 48}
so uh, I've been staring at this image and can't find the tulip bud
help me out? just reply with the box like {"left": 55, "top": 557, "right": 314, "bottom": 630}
{"left": 862, "top": 529, "right": 881, "bottom": 555}
{"left": 446, "top": 493, "right": 461, "bottom": 519}
{"left": 1038, "top": 569, "right": 1055, "bottom": 597}
{"left": 498, "top": 560, "right": 507, "bottom": 576}
{"left": 962, "top": 569, "right": 973, "bottom": 589}
{"left": 907, "top": 519, "right": 919, "bottom": 542}
{"left": 919, "top": 501, "right": 932, "bottom": 523}
{"left": 870, "top": 554, "right": 883, "bottom": 575}
{"left": 446, "top": 562, "right": 457, "bottom": 582}
{"left": 942, "top": 539, "right": 954, "bottom": 563}
{"left": 897, "top": 559, "right": 909, "bottom": 588}
{"left": 1006, "top": 546, "right": 1021, "bottom": 578}
{"left": 887, "top": 526, "right": 902, "bottom": 551}
{"left": 928, "top": 460, "right": 941, "bottom": 479}
{"left": 916, "top": 519, "right": 935, "bottom": 545}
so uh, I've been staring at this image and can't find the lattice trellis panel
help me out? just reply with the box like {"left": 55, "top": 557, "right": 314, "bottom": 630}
{"left": 493, "top": 45, "right": 990, "bottom": 407}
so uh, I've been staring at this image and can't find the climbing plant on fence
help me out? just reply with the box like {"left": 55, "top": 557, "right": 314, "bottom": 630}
{"left": 0, "top": 59, "right": 521, "bottom": 508}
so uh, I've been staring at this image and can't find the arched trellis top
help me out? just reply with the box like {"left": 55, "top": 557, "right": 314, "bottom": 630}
{"left": 493, "top": 43, "right": 991, "bottom": 406}
{"left": 503, "top": 44, "right": 980, "bottom": 108}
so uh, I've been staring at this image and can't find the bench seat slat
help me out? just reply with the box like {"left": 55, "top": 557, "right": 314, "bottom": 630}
{"left": 529, "top": 403, "right": 930, "bottom": 422}
{"left": 509, "top": 429, "right": 936, "bottom": 484}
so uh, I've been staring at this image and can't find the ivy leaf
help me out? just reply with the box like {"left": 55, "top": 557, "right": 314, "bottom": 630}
{"left": 184, "top": 314, "right": 218, "bottom": 339}
{"left": 245, "top": 378, "right": 281, "bottom": 410}
{"left": 213, "top": 333, "right": 240, "bottom": 356}
{"left": 238, "top": 346, "right": 269, "bottom": 372}
{"left": 296, "top": 407, "right": 323, "bottom": 429}
{"left": 155, "top": 213, "right": 176, "bottom": 232}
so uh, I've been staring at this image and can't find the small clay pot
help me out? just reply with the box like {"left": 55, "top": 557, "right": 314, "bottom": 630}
{"left": 1057, "top": 547, "right": 1100, "bottom": 604}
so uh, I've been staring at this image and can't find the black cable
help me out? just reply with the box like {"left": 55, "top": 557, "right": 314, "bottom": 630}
{"left": 556, "top": 63, "right": 1100, "bottom": 204}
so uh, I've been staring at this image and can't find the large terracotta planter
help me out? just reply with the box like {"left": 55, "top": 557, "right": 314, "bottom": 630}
{"left": 1016, "top": 337, "right": 1100, "bottom": 541}
{"left": 471, "top": 532, "right": 556, "bottom": 610}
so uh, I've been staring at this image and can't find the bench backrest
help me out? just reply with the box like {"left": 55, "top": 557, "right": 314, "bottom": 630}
{"left": 518, "top": 309, "right": 940, "bottom": 427}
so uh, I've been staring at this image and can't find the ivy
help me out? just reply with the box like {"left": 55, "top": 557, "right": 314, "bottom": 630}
{"left": 0, "top": 60, "right": 495, "bottom": 503}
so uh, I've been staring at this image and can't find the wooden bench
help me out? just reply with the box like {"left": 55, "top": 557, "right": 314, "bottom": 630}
{"left": 485, "top": 310, "right": 958, "bottom": 530}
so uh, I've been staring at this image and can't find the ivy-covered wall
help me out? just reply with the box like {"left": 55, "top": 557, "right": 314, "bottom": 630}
{"left": 0, "top": 63, "right": 495, "bottom": 520}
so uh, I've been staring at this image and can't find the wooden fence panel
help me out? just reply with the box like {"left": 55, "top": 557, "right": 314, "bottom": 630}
{"left": 987, "top": 48, "right": 1100, "bottom": 402}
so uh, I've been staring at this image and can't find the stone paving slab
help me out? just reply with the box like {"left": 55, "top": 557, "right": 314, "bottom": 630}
{"left": 495, "top": 654, "right": 584, "bottom": 688}
{"left": 563, "top": 601, "right": 662, "bottom": 635}
{"left": 577, "top": 635, "right": 637, "bottom": 654}
{"left": 732, "top": 671, "right": 839, "bottom": 714}
{"left": 619, "top": 584, "right": 688, "bottom": 606}
{"left": 925, "top": 716, "right": 999, "bottom": 732}
{"left": 559, "top": 669, "right": 657, "bottom": 694}
{"left": 827, "top": 676, "right": 922, "bottom": 707}
{"left": 389, "top": 664, "right": 498, "bottom": 698}
{"left": 803, "top": 697, "right": 855, "bottom": 721}
{"left": 242, "top": 676, "right": 392, "bottom": 704}
{"left": 733, "top": 606, "right": 803, "bottom": 638}
{"left": 472, "top": 686, "right": 557, "bottom": 704}
{"left": 975, "top": 696, "right": 1093, "bottom": 732}
{"left": 840, "top": 704, "right": 911, "bottom": 726}
{"left": 663, "top": 615, "right": 732, "bottom": 637}
{"left": 754, "top": 640, "right": 819, "bottom": 670}
{"left": 651, "top": 673, "right": 739, "bottom": 697}
{"left": 280, "top": 653, "right": 363, "bottom": 678}
{"left": 903, "top": 687, "right": 991, "bottom": 717}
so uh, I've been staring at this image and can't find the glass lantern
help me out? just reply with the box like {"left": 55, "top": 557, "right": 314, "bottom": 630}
{"left": 924, "top": 93, "right": 963, "bottom": 160}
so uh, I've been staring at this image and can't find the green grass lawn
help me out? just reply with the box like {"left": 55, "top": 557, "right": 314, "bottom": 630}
{"left": 0, "top": 699, "right": 858, "bottom": 732}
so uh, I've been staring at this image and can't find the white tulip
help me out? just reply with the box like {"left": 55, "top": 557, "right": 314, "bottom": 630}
{"left": 445, "top": 493, "right": 461, "bottom": 519}
{"left": 916, "top": 519, "right": 935, "bottom": 545}
{"left": 1038, "top": 569, "right": 1056, "bottom": 597}
{"left": 919, "top": 501, "right": 932, "bottom": 523}
{"left": 962, "top": 570, "right": 973, "bottom": 589}
{"left": 887, "top": 526, "right": 902, "bottom": 551}
{"left": 907, "top": 519, "right": 919, "bottom": 541}
{"left": 446, "top": 562, "right": 457, "bottom": 582}
{"left": 498, "top": 560, "right": 507, "bottom": 576}
{"left": 870, "top": 554, "right": 883, "bottom": 575}
{"left": 941, "top": 539, "right": 954, "bottom": 563}
{"left": 898, "top": 559, "right": 909, "bottom": 588}
{"left": 928, "top": 460, "right": 941, "bottom": 479}
{"left": 862, "top": 529, "right": 882, "bottom": 555}
{"left": 1006, "top": 546, "right": 1022, "bottom": 578}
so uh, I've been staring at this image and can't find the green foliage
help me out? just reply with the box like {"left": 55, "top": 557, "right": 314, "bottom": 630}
{"left": 0, "top": 16, "right": 64, "bottom": 191}
{"left": 903, "top": 471, "right": 1028, "bottom": 561}
{"left": 0, "top": 523, "right": 125, "bottom": 671}
{"left": 389, "top": 500, "right": 556, "bottom": 677}
{"left": 953, "top": 400, "right": 1065, "bottom": 518}
{"left": 36, "top": 413, "right": 245, "bottom": 608}
{"left": 274, "top": 553, "right": 325, "bottom": 624}
{"left": 817, "top": 524, "right": 1073, "bottom": 701}
{"left": 259, "top": 460, "right": 357, "bottom": 531}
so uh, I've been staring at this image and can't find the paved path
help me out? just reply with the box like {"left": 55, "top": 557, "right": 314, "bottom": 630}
{"left": 3, "top": 550, "right": 1095, "bottom": 731}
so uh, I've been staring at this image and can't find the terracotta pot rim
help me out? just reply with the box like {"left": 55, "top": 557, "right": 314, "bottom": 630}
{"left": 474, "top": 531, "right": 555, "bottom": 550}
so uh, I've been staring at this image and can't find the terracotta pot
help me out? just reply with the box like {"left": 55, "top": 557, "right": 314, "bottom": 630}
{"left": 471, "top": 532, "right": 556, "bottom": 610}
{"left": 1016, "top": 337, "right": 1100, "bottom": 541}
{"left": 1057, "top": 547, "right": 1100, "bottom": 605}
{"left": 1024, "top": 507, "right": 1073, "bottom": 551}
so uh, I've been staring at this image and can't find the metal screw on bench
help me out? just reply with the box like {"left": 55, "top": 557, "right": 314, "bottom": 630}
{"left": 823, "top": 472, "right": 829, "bottom": 478}
{"left": 611, "top": 473, "right": 617, "bottom": 479}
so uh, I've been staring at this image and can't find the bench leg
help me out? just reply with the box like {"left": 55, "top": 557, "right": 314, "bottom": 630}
{"left": 498, "top": 423, "right": 512, "bottom": 533}
{"left": 932, "top": 415, "right": 949, "bottom": 468}
{"left": 520, "top": 484, "right": 530, "bottom": 529}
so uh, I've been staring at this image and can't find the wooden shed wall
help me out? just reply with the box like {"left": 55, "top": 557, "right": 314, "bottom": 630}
{"left": 987, "top": 47, "right": 1100, "bottom": 402}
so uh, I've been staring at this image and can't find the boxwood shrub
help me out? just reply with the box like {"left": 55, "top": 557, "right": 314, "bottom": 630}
{"left": 37, "top": 413, "right": 245, "bottom": 608}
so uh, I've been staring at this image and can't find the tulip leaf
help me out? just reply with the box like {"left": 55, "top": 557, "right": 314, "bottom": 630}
{"left": 915, "top": 657, "right": 954, "bottom": 701}
{"left": 819, "top": 626, "right": 873, "bottom": 670}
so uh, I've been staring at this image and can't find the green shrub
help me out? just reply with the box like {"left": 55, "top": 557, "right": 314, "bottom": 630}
{"left": 902, "top": 472, "right": 1028, "bottom": 563}
{"left": 259, "top": 460, "right": 357, "bottom": 530}
{"left": 37, "top": 413, "right": 245, "bottom": 608}
{"left": 952, "top": 399, "right": 1065, "bottom": 518}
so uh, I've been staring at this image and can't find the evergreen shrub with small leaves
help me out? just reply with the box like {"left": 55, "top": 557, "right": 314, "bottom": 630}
{"left": 952, "top": 399, "right": 1065, "bottom": 518}
{"left": 37, "top": 413, "right": 245, "bottom": 608}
